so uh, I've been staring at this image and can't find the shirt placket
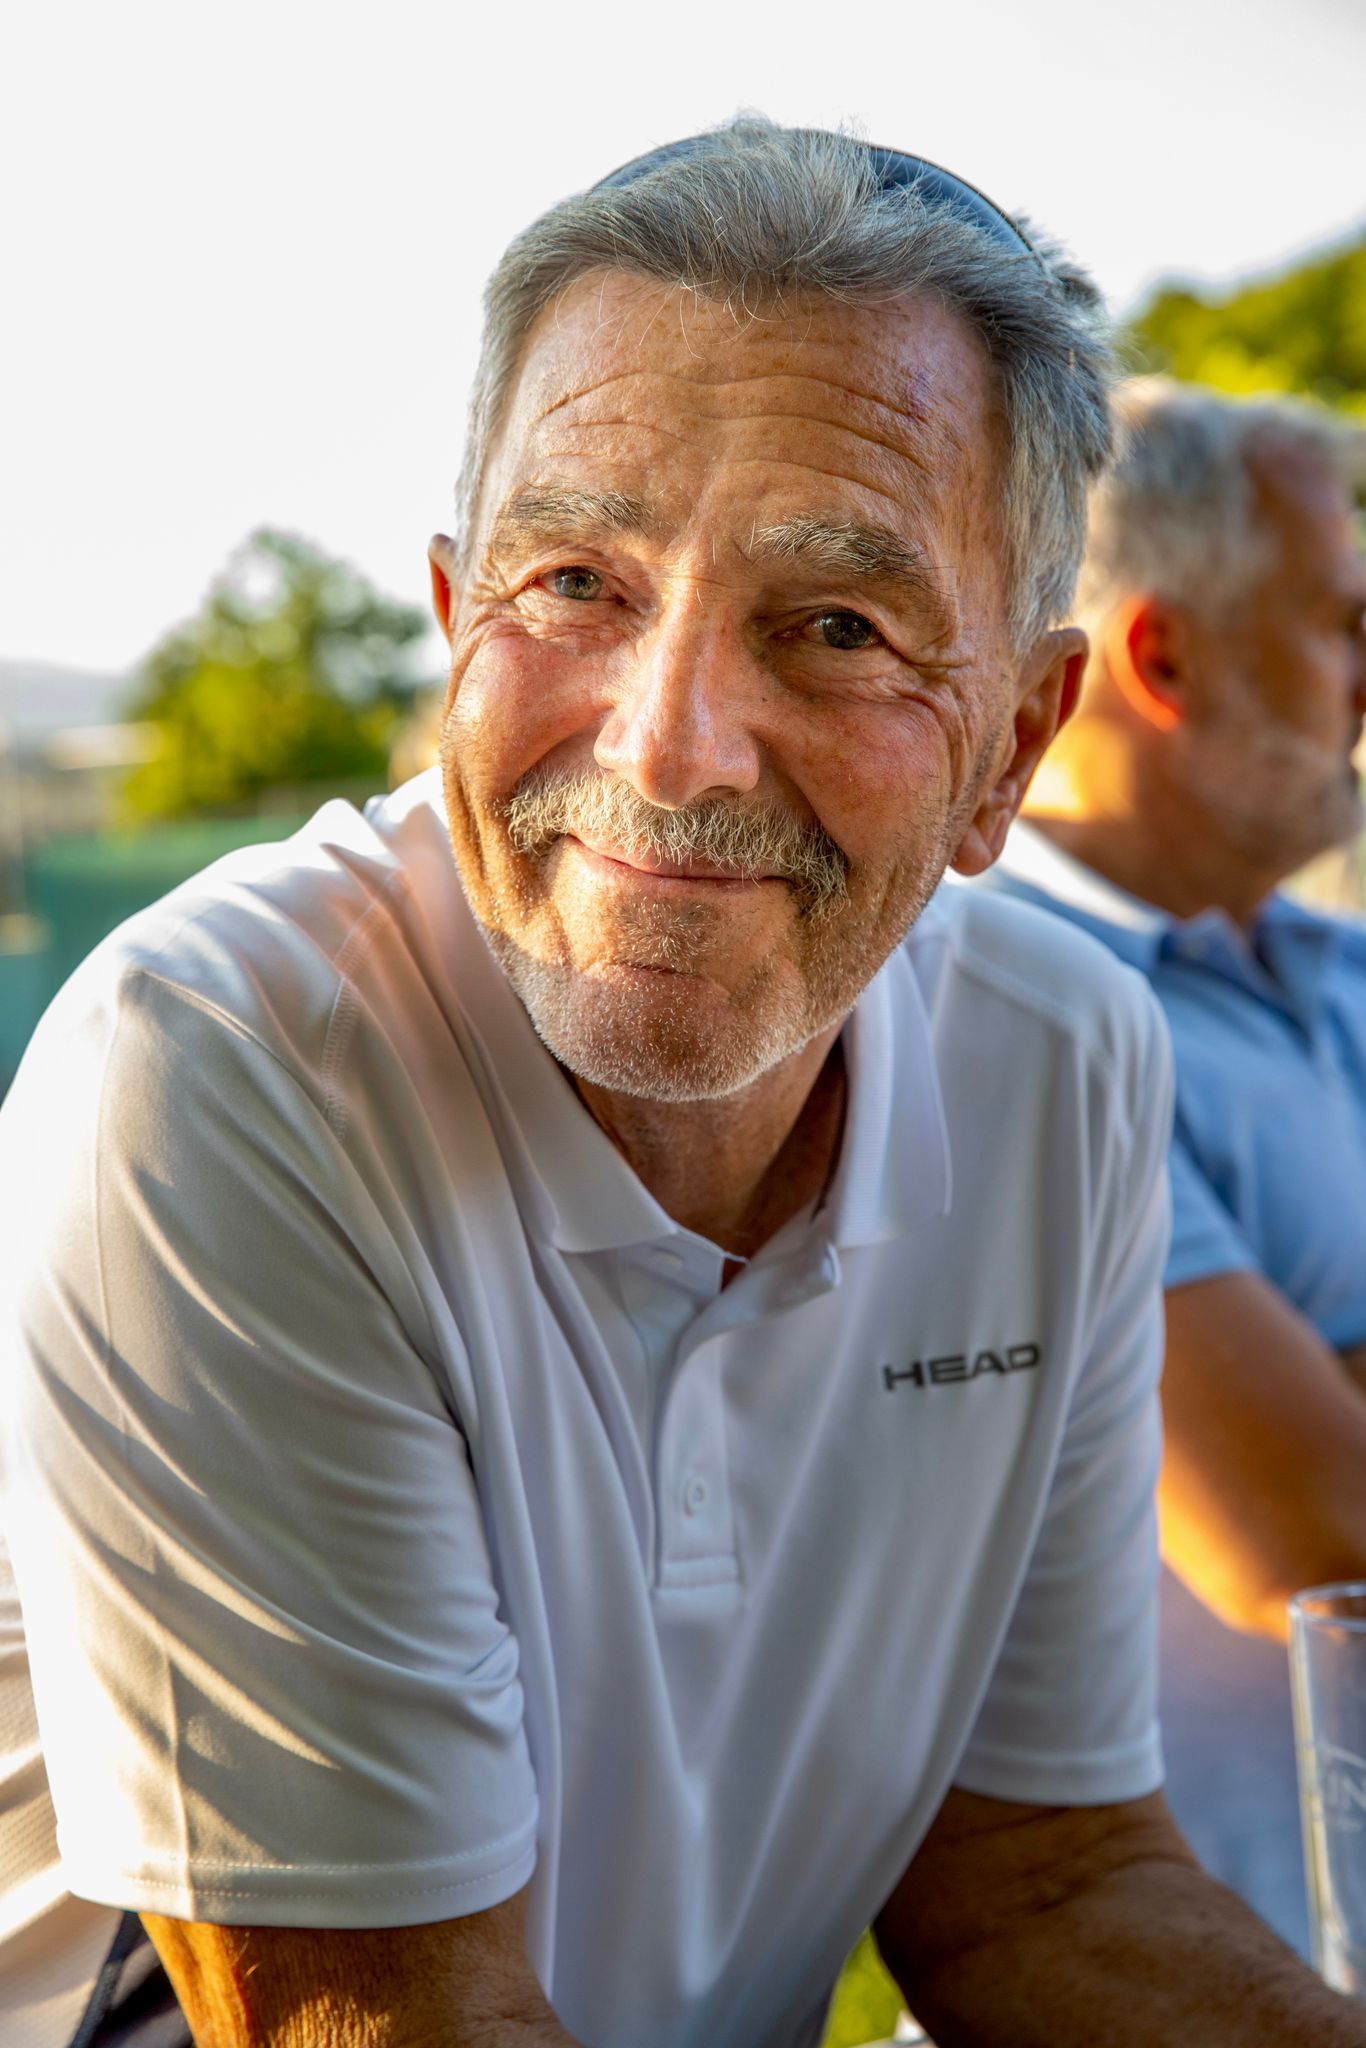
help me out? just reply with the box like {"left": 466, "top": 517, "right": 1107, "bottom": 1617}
{"left": 611, "top": 1239, "right": 739, "bottom": 1589}
{"left": 655, "top": 1326, "right": 739, "bottom": 1590}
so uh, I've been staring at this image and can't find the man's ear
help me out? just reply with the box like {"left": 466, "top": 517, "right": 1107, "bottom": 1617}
{"left": 1104, "top": 593, "right": 1188, "bottom": 732}
{"left": 951, "top": 627, "right": 1087, "bottom": 876}
{"left": 428, "top": 534, "right": 461, "bottom": 643}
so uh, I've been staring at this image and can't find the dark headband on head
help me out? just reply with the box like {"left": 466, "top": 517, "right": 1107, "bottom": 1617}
{"left": 592, "top": 130, "right": 1041, "bottom": 269}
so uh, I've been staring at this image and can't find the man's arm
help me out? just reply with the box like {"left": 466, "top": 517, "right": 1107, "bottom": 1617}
{"left": 1159, "top": 1269, "right": 1366, "bottom": 1639}
{"left": 876, "top": 1786, "right": 1366, "bottom": 2047}
{"left": 142, "top": 1889, "right": 583, "bottom": 2048}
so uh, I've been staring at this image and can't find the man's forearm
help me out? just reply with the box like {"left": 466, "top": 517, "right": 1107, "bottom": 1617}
{"left": 888, "top": 1854, "right": 1366, "bottom": 2048}
{"left": 1159, "top": 1277, "right": 1366, "bottom": 1639}
{"left": 142, "top": 1906, "right": 587, "bottom": 2048}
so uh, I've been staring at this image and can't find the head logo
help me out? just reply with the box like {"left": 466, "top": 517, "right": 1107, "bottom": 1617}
{"left": 1308, "top": 1742, "right": 1366, "bottom": 1835}
{"left": 882, "top": 1344, "right": 1042, "bottom": 1391}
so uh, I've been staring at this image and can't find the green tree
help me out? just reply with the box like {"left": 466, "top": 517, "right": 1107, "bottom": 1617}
{"left": 1126, "top": 233, "right": 1366, "bottom": 419}
{"left": 122, "top": 529, "right": 436, "bottom": 820}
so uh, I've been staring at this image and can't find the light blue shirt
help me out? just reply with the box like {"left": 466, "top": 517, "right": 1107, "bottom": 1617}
{"left": 984, "top": 823, "right": 1366, "bottom": 1343}
{"left": 977, "top": 821, "right": 1366, "bottom": 1956}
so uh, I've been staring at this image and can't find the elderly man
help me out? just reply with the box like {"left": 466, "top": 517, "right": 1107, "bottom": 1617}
{"left": 982, "top": 377, "right": 1366, "bottom": 1953}
{"left": 1, "top": 126, "right": 1361, "bottom": 2048}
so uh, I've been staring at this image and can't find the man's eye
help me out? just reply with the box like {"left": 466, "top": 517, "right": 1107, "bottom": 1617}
{"left": 814, "top": 610, "right": 879, "bottom": 650}
{"left": 547, "top": 567, "right": 604, "bottom": 602}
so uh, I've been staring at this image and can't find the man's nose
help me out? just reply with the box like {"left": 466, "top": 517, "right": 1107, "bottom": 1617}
{"left": 593, "top": 599, "right": 764, "bottom": 809}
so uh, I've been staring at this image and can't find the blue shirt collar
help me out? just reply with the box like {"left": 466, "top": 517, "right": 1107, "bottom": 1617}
{"left": 996, "top": 823, "right": 1341, "bottom": 1033}
{"left": 990, "top": 822, "right": 1168, "bottom": 970}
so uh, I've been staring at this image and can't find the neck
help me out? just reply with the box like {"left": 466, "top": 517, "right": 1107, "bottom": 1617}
{"left": 1023, "top": 724, "right": 1281, "bottom": 930}
{"left": 1025, "top": 812, "right": 1281, "bottom": 929}
{"left": 569, "top": 1025, "right": 847, "bottom": 1259}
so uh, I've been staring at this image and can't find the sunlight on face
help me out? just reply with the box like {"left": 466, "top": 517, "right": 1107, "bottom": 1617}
{"left": 438, "top": 274, "right": 1020, "bottom": 1100}
{"left": 1184, "top": 446, "right": 1366, "bottom": 872}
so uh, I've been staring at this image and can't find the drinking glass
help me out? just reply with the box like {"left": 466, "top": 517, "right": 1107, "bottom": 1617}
{"left": 1290, "top": 1582, "right": 1366, "bottom": 1995}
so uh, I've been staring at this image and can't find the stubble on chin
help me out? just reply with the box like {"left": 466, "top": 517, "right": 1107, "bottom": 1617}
{"left": 1189, "top": 723, "right": 1366, "bottom": 870}
{"left": 443, "top": 754, "right": 954, "bottom": 1104}
{"left": 471, "top": 858, "right": 835, "bottom": 1102}
{"left": 473, "top": 844, "right": 947, "bottom": 1104}
{"left": 475, "top": 923, "right": 798, "bottom": 1101}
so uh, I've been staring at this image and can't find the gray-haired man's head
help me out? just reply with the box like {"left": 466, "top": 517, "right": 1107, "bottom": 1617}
{"left": 428, "top": 120, "right": 1113, "bottom": 1103}
{"left": 1043, "top": 377, "right": 1366, "bottom": 881}
{"left": 455, "top": 119, "right": 1113, "bottom": 652}
{"left": 1079, "top": 376, "right": 1366, "bottom": 634}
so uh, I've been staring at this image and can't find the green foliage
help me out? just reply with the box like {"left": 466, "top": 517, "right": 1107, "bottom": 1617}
{"left": 1126, "top": 233, "right": 1366, "bottom": 419}
{"left": 122, "top": 529, "right": 436, "bottom": 820}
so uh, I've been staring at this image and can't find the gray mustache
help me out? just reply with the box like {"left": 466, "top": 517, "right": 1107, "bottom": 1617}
{"left": 500, "top": 769, "right": 849, "bottom": 914}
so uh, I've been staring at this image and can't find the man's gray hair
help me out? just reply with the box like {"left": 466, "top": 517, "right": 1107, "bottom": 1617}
{"left": 1079, "top": 376, "right": 1366, "bottom": 627}
{"left": 454, "top": 119, "right": 1114, "bottom": 648}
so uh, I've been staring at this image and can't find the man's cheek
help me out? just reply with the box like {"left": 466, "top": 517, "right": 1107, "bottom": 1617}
{"left": 443, "top": 642, "right": 529, "bottom": 773}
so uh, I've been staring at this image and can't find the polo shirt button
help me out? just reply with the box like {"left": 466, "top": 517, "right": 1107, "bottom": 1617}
{"left": 683, "top": 1476, "right": 709, "bottom": 1515}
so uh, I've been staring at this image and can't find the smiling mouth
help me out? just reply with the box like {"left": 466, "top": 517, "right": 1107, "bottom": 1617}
{"left": 563, "top": 834, "right": 779, "bottom": 886}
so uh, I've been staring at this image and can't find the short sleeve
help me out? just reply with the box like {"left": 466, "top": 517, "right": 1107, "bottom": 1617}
{"left": 1, "top": 962, "right": 539, "bottom": 1927}
{"left": 953, "top": 993, "right": 1173, "bottom": 1807}
{"left": 1163, "top": 1130, "right": 1258, "bottom": 1292}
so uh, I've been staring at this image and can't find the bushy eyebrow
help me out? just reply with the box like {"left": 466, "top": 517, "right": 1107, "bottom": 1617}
{"left": 488, "top": 485, "right": 656, "bottom": 556}
{"left": 486, "top": 490, "right": 957, "bottom": 636}
{"left": 746, "top": 515, "right": 956, "bottom": 631}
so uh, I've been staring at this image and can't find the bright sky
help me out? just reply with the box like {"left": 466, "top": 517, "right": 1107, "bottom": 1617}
{"left": 4, "top": 0, "right": 1364, "bottom": 676}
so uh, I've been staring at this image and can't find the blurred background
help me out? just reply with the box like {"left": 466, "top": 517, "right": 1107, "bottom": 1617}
{"left": 3, "top": 0, "right": 1365, "bottom": 1065}
{"left": 1, "top": 2, "right": 1363, "bottom": 2034}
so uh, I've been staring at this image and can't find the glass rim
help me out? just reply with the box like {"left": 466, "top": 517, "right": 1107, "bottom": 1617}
{"left": 1290, "top": 1580, "right": 1366, "bottom": 1628}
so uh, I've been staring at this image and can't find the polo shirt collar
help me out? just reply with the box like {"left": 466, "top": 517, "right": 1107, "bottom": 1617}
{"left": 439, "top": 843, "right": 952, "bottom": 1256}
{"left": 1255, "top": 891, "right": 1340, "bottom": 979}
{"left": 444, "top": 894, "right": 674, "bottom": 1254}
{"left": 994, "top": 821, "right": 1166, "bottom": 971}
{"left": 820, "top": 906, "right": 953, "bottom": 1246}
{"left": 1221, "top": 893, "right": 1340, "bottom": 1035}
{"left": 997, "top": 820, "right": 1340, "bottom": 1033}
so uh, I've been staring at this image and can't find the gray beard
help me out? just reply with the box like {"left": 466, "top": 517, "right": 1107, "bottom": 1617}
{"left": 469, "top": 761, "right": 968, "bottom": 1101}
{"left": 476, "top": 914, "right": 852, "bottom": 1102}
{"left": 1187, "top": 722, "right": 1365, "bottom": 874}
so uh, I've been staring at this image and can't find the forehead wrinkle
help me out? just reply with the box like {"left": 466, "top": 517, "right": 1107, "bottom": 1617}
{"left": 674, "top": 406, "right": 945, "bottom": 484}
{"left": 536, "top": 360, "right": 938, "bottom": 409}
{"left": 530, "top": 391, "right": 958, "bottom": 516}
{"left": 534, "top": 362, "right": 964, "bottom": 452}
{"left": 710, "top": 457, "right": 937, "bottom": 520}
{"left": 534, "top": 366, "right": 671, "bottom": 425}
{"left": 538, "top": 419, "right": 695, "bottom": 453}
{"left": 680, "top": 371, "right": 962, "bottom": 462}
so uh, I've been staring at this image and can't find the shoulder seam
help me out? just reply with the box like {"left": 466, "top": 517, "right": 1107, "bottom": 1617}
{"left": 950, "top": 934, "right": 1133, "bottom": 1095}
{"left": 110, "top": 958, "right": 448, "bottom": 1369}
{"left": 119, "top": 966, "right": 329, "bottom": 1115}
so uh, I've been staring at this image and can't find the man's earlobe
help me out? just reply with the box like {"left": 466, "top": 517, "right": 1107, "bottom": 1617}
{"left": 1106, "top": 595, "right": 1185, "bottom": 731}
{"left": 429, "top": 534, "right": 461, "bottom": 643}
{"left": 950, "top": 629, "right": 1087, "bottom": 877}
{"left": 950, "top": 811, "right": 1010, "bottom": 878}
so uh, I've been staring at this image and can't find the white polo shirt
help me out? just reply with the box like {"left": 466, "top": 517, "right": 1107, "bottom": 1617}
{"left": 0, "top": 772, "right": 1171, "bottom": 2048}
